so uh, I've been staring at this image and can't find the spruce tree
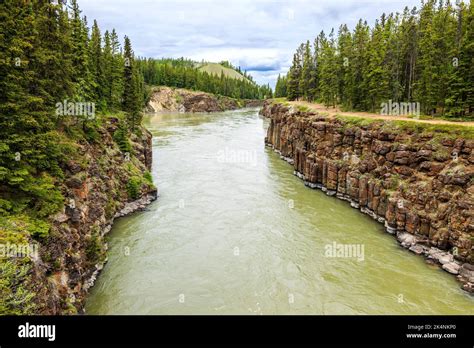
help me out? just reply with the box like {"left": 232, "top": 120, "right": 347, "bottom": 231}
{"left": 89, "top": 20, "right": 105, "bottom": 110}
{"left": 337, "top": 24, "right": 353, "bottom": 108}
{"left": 122, "top": 36, "right": 142, "bottom": 132}
{"left": 287, "top": 44, "right": 303, "bottom": 101}
{"left": 300, "top": 41, "right": 316, "bottom": 101}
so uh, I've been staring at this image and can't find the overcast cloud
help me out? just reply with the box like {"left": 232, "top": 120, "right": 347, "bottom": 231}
{"left": 79, "top": 0, "right": 422, "bottom": 88}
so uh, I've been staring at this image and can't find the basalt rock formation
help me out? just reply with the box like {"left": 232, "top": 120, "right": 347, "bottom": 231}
{"left": 262, "top": 101, "right": 474, "bottom": 292}
{"left": 146, "top": 86, "right": 263, "bottom": 113}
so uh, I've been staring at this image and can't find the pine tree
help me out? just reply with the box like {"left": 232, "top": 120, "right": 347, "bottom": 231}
{"left": 300, "top": 41, "right": 316, "bottom": 101}
{"left": 366, "top": 16, "right": 391, "bottom": 111}
{"left": 70, "top": 0, "right": 93, "bottom": 101}
{"left": 122, "top": 36, "right": 142, "bottom": 132}
{"left": 337, "top": 24, "right": 353, "bottom": 108}
{"left": 398, "top": 6, "right": 419, "bottom": 102}
{"left": 318, "top": 30, "right": 338, "bottom": 107}
{"left": 459, "top": 0, "right": 474, "bottom": 115}
{"left": 446, "top": 0, "right": 472, "bottom": 116}
{"left": 109, "top": 29, "right": 124, "bottom": 110}
{"left": 287, "top": 44, "right": 304, "bottom": 101}
{"left": 275, "top": 74, "right": 287, "bottom": 97}
{"left": 415, "top": 0, "right": 438, "bottom": 114}
{"left": 102, "top": 30, "right": 113, "bottom": 109}
{"left": 89, "top": 19, "right": 105, "bottom": 110}
{"left": 351, "top": 20, "right": 370, "bottom": 110}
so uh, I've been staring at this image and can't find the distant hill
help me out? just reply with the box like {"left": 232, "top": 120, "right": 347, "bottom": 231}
{"left": 196, "top": 62, "right": 247, "bottom": 81}
{"left": 137, "top": 58, "right": 273, "bottom": 99}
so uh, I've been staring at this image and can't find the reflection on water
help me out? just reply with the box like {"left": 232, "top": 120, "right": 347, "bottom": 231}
{"left": 86, "top": 108, "right": 473, "bottom": 314}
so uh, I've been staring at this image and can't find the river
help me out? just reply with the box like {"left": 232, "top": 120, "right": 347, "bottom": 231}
{"left": 86, "top": 108, "right": 473, "bottom": 314}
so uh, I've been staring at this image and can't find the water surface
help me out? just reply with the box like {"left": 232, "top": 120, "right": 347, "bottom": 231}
{"left": 86, "top": 108, "right": 473, "bottom": 314}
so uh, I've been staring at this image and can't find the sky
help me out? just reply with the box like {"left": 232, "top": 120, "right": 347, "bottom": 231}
{"left": 78, "top": 0, "right": 422, "bottom": 89}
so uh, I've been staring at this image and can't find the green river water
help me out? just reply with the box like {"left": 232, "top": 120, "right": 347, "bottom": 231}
{"left": 86, "top": 108, "right": 473, "bottom": 314}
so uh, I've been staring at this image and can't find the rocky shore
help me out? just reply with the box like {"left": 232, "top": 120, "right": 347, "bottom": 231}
{"left": 146, "top": 86, "right": 263, "bottom": 113}
{"left": 262, "top": 101, "right": 474, "bottom": 293}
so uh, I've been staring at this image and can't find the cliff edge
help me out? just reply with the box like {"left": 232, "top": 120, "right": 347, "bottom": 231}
{"left": 262, "top": 100, "right": 474, "bottom": 292}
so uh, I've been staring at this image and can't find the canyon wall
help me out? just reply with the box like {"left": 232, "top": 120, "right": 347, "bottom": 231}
{"left": 21, "top": 118, "right": 157, "bottom": 314}
{"left": 146, "top": 86, "right": 263, "bottom": 113}
{"left": 262, "top": 101, "right": 474, "bottom": 292}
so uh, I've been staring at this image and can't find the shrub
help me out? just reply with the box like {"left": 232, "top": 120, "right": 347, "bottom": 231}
{"left": 113, "top": 125, "right": 132, "bottom": 153}
{"left": 0, "top": 260, "right": 37, "bottom": 315}
{"left": 126, "top": 176, "right": 141, "bottom": 200}
{"left": 143, "top": 171, "right": 153, "bottom": 184}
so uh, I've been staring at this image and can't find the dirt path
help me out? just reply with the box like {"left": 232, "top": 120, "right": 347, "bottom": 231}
{"left": 290, "top": 101, "right": 474, "bottom": 127}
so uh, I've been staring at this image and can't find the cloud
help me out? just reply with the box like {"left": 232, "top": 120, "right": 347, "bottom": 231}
{"left": 78, "top": 0, "right": 422, "bottom": 88}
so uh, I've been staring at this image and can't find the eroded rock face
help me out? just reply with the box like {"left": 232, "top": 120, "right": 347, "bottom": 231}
{"left": 146, "top": 86, "right": 262, "bottom": 113}
{"left": 146, "top": 86, "right": 235, "bottom": 113}
{"left": 262, "top": 101, "right": 473, "bottom": 292}
{"left": 33, "top": 120, "right": 157, "bottom": 314}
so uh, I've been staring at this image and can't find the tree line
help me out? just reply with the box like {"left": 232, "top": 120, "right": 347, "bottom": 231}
{"left": 0, "top": 0, "right": 273, "bottom": 224}
{"left": 0, "top": 0, "right": 145, "bottom": 221}
{"left": 277, "top": 0, "right": 473, "bottom": 118}
{"left": 137, "top": 57, "right": 273, "bottom": 100}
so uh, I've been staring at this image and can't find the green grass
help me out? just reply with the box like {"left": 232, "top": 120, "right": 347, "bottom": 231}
{"left": 272, "top": 100, "right": 473, "bottom": 139}
{"left": 270, "top": 97, "right": 287, "bottom": 103}
{"left": 273, "top": 101, "right": 473, "bottom": 139}
{"left": 296, "top": 105, "right": 311, "bottom": 112}
{"left": 197, "top": 63, "right": 247, "bottom": 81}
{"left": 335, "top": 114, "right": 379, "bottom": 127}
{"left": 337, "top": 115, "right": 474, "bottom": 139}
{"left": 389, "top": 121, "right": 474, "bottom": 139}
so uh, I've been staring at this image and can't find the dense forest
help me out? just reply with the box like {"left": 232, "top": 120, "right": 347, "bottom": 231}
{"left": 0, "top": 0, "right": 272, "bottom": 314}
{"left": 277, "top": 0, "right": 474, "bottom": 118}
{"left": 0, "top": 0, "right": 145, "bottom": 226}
{"left": 0, "top": 0, "right": 155, "bottom": 313}
{"left": 0, "top": 0, "right": 269, "bottom": 237}
{"left": 137, "top": 58, "right": 273, "bottom": 99}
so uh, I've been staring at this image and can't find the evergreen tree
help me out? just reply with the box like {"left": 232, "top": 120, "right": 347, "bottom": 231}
{"left": 337, "top": 24, "right": 353, "bottom": 108}
{"left": 70, "top": 0, "right": 93, "bottom": 101}
{"left": 459, "top": 0, "right": 474, "bottom": 115}
{"left": 287, "top": 44, "right": 304, "bottom": 101}
{"left": 102, "top": 30, "right": 113, "bottom": 109}
{"left": 447, "top": 0, "right": 473, "bottom": 116}
{"left": 109, "top": 29, "right": 124, "bottom": 110}
{"left": 415, "top": 0, "right": 438, "bottom": 114}
{"left": 89, "top": 19, "right": 105, "bottom": 110}
{"left": 365, "top": 16, "right": 391, "bottom": 111}
{"left": 318, "top": 30, "right": 338, "bottom": 107}
{"left": 122, "top": 36, "right": 142, "bottom": 132}
{"left": 275, "top": 74, "right": 288, "bottom": 98}
{"left": 300, "top": 41, "right": 317, "bottom": 101}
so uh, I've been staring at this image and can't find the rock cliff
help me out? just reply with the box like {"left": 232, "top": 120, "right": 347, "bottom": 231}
{"left": 146, "top": 86, "right": 263, "bottom": 113}
{"left": 262, "top": 101, "right": 474, "bottom": 292}
{"left": 26, "top": 118, "right": 157, "bottom": 314}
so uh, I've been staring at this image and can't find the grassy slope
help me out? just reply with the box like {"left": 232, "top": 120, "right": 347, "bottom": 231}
{"left": 197, "top": 62, "right": 247, "bottom": 81}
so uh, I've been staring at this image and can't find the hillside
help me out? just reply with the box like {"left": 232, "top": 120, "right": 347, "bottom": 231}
{"left": 138, "top": 58, "right": 272, "bottom": 100}
{"left": 197, "top": 62, "right": 247, "bottom": 81}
